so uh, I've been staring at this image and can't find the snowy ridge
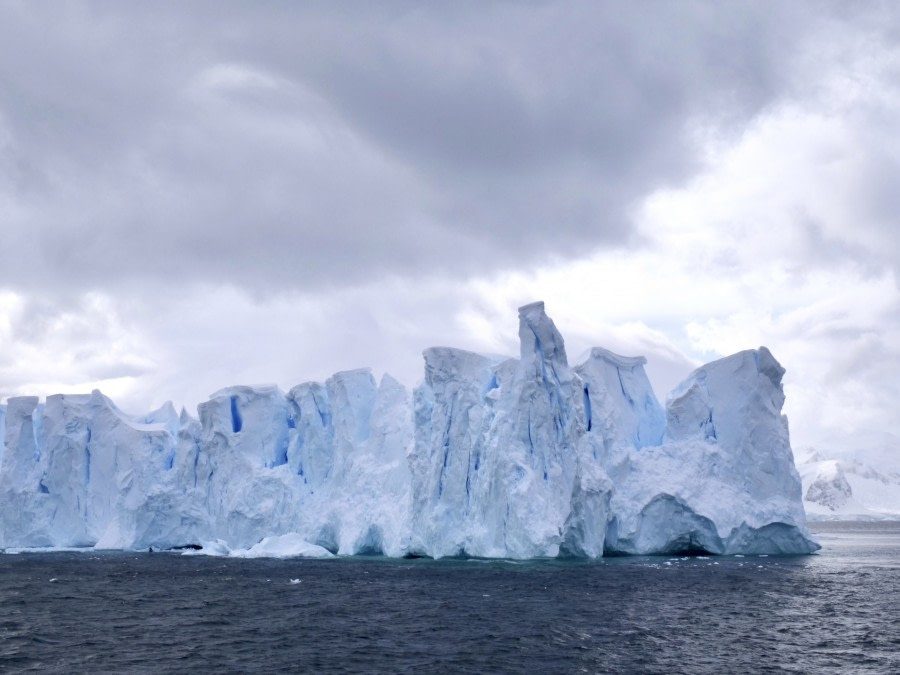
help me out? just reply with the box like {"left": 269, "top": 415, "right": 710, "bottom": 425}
{"left": 797, "top": 436, "right": 900, "bottom": 520}
{"left": 0, "top": 302, "right": 818, "bottom": 557}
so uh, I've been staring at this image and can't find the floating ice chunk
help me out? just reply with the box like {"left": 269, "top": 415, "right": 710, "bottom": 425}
{"left": 232, "top": 533, "right": 335, "bottom": 559}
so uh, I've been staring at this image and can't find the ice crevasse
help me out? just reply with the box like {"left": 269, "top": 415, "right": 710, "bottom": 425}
{"left": 0, "top": 302, "right": 819, "bottom": 558}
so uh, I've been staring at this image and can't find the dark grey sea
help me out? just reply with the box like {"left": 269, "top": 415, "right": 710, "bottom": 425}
{"left": 1, "top": 521, "right": 898, "bottom": 674}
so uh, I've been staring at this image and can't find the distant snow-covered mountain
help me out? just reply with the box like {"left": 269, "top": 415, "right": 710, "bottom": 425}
{"left": 796, "top": 431, "right": 900, "bottom": 520}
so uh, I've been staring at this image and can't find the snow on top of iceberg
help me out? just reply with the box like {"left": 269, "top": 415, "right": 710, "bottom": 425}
{"left": 208, "top": 383, "right": 282, "bottom": 400}
{"left": 578, "top": 347, "right": 648, "bottom": 369}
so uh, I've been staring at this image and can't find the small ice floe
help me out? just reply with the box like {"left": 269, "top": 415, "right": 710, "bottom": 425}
{"left": 482, "top": 594, "right": 490, "bottom": 597}
{"left": 232, "top": 534, "right": 334, "bottom": 559}
{"left": 758, "top": 554, "right": 769, "bottom": 558}
{"left": 290, "top": 578, "right": 301, "bottom": 584}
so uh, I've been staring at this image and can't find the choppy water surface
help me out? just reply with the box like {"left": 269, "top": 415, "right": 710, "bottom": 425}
{"left": 1, "top": 522, "right": 898, "bottom": 673}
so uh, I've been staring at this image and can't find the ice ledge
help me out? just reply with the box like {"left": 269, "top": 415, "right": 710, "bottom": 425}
{"left": 579, "top": 347, "right": 648, "bottom": 369}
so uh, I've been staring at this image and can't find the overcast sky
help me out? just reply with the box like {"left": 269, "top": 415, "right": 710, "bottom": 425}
{"left": 2, "top": 1, "right": 899, "bottom": 452}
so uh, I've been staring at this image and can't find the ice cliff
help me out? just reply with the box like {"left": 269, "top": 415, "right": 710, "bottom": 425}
{"left": 0, "top": 303, "right": 818, "bottom": 557}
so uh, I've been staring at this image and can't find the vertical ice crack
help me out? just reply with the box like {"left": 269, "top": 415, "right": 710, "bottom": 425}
{"left": 229, "top": 396, "right": 243, "bottom": 433}
{"left": 583, "top": 385, "right": 593, "bottom": 432}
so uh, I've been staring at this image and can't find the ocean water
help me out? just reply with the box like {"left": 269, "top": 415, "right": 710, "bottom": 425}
{"left": 1, "top": 522, "right": 898, "bottom": 674}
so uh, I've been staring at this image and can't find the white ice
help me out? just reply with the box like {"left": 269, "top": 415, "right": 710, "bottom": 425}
{"left": 0, "top": 302, "right": 819, "bottom": 558}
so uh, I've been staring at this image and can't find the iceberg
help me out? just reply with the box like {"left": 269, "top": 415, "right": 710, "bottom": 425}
{"left": 0, "top": 302, "right": 818, "bottom": 557}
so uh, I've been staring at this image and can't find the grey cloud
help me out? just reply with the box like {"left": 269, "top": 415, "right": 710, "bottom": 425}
{"left": 82, "top": 360, "right": 151, "bottom": 382}
{"left": 794, "top": 219, "right": 883, "bottom": 278}
{"left": 856, "top": 150, "right": 900, "bottom": 277}
{"left": 0, "top": 1, "right": 839, "bottom": 296}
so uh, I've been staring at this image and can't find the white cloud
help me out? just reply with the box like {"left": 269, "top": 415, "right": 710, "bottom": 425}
{"left": 0, "top": 291, "right": 156, "bottom": 403}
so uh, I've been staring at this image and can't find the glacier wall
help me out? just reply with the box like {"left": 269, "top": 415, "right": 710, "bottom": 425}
{"left": 0, "top": 302, "right": 818, "bottom": 557}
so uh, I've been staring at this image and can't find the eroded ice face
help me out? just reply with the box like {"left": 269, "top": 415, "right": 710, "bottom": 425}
{"left": 0, "top": 302, "right": 818, "bottom": 558}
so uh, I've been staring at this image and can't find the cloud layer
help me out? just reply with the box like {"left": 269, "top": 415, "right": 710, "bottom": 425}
{"left": 1, "top": 1, "right": 821, "bottom": 290}
{"left": 2, "top": 1, "right": 900, "bottom": 453}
